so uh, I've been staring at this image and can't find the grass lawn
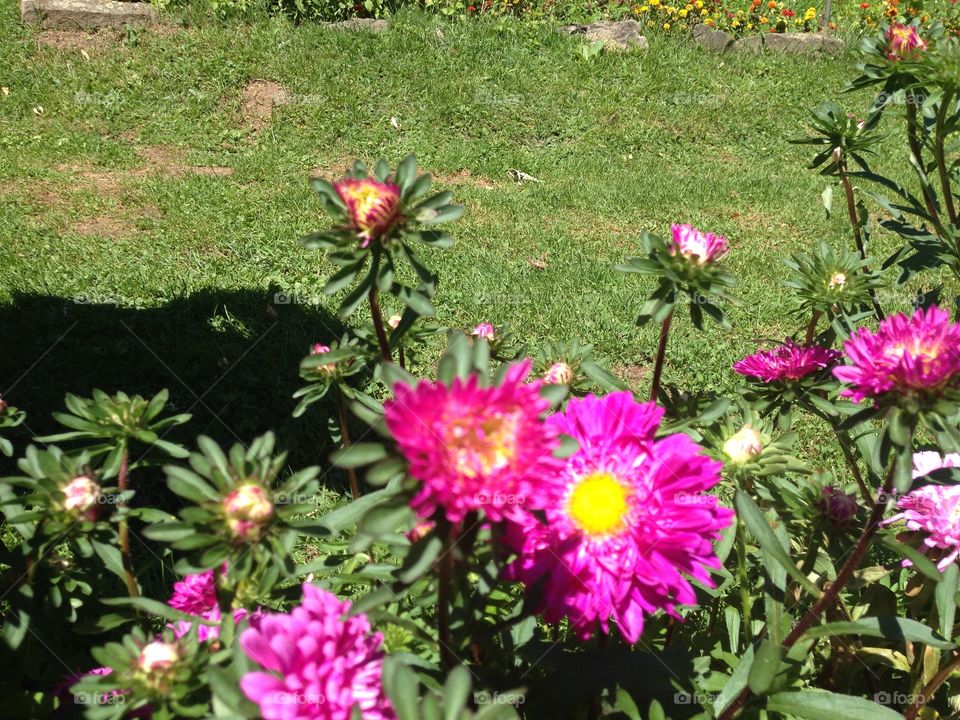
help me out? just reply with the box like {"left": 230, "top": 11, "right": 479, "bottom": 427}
{"left": 0, "top": 7, "right": 945, "bottom": 482}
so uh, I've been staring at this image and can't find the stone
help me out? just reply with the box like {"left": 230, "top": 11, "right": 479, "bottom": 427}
{"left": 561, "top": 20, "right": 649, "bottom": 51}
{"left": 733, "top": 32, "right": 845, "bottom": 55}
{"left": 21, "top": 0, "right": 158, "bottom": 29}
{"left": 325, "top": 17, "right": 389, "bottom": 32}
{"left": 692, "top": 23, "right": 734, "bottom": 53}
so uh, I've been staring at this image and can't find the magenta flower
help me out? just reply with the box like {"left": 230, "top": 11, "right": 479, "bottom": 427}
{"left": 384, "top": 360, "right": 560, "bottom": 523}
{"left": 334, "top": 178, "right": 401, "bottom": 246}
{"left": 167, "top": 569, "right": 253, "bottom": 642}
{"left": 886, "top": 23, "right": 927, "bottom": 61}
{"left": 669, "top": 224, "right": 729, "bottom": 265}
{"left": 240, "top": 584, "right": 393, "bottom": 720}
{"left": 913, "top": 451, "right": 960, "bottom": 479}
{"left": 505, "top": 392, "right": 732, "bottom": 644}
{"left": 885, "top": 484, "right": 960, "bottom": 570}
{"left": 833, "top": 306, "right": 960, "bottom": 402}
{"left": 309, "top": 343, "right": 337, "bottom": 373}
{"left": 471, "top": 322, "right": 495, "bottom": 340}
{"left": 733, "top": 340, "right": 841, "bottom": 383}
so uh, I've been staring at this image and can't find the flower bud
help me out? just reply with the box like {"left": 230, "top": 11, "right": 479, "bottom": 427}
{"left": 669, "top": 224, "right": 729, "bottom": 265}
{"left": 387, "top": 314, "right": 402, "bottom": 330}
{"left": 0, "top": 395, "right": 7, "bottom": 414}
{"left": 832, "top": 146, "right": 842, "bottom": 164}
{"left": 544, "top": 362, "right": 574, "bottom": 385}
{"left": 138, "top": 641, "right": 180, "bottom": 673}
{"left": 62, "top": 475, "right": 101, "bottom": 519}
{"left": 818, "top": 486, "right": 858, "bottom": 527}
{"left": 310, "top": 343, "right": 336, "bottom": 373}
{"left": 472, "top": 322, "right": 495, "bottom": 341}
{"left": 223, "top": 483, "right": 274, "bottom": 542}
{"left": 828, "top": 271, "right": 847, "bottom": 290}
{"left": 334, "top": 178, "right": 401, "bottom": 246}
{"left": 886, "top": 23, "right": 926, "bottom": 61}
{"left": 723, "top": 426, "right": 763, "bottom": 465}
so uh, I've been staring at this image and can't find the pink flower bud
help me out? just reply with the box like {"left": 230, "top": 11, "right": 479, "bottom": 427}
{"left": 818, "top": 486, "right": 859, "bottom": 527}
{"left": 886, "top": 23, "right": 926, "bottom": 61}
{"left": 669, "top": 224, "right": 729, "bottom": 265}
{"left": 723, "top": 426, "right": 763, "bottom": 465}
{"left": 310, "top": 343, "right": 336, "bottom": 373}
{"left": 62, "top": 475, "right": 101, "bottom": 519}
{"left": 387, "top": 314, "right": 402, "bottom": 330}
{"left": 334, "top": 177, "right": 401, "bottom": 247}
{"left": 472, "top": 322, "right": 495, "bottom": 340}
{"left": 544, "top": 362, "right": 574, "bottom": 385}
{"left": 223, "top": 484, "right": 274, "bottom": 542}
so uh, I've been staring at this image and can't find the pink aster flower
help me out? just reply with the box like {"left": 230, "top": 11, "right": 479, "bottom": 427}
{"left": 240, "top": 584, "right": 393, "bottom": 720}
{"left": 384, "top": 359, "right": 559, "bottom": 523}
{"left": 733, "top": 340, "right": 841, "bottom": 383}
{"left": 471, "top": 322, "right": 495, "bottom": 340}
{"left": 885, "top": 484, "right": 960, "bottom": 570}
{"left": 334, "top": 177, "right": 401, "bottom": 246}
{"left": 886, "top": 23, "right": 927, "bottom": 61}
{"left": 167, "top": 568, "right": 253, "bottom": 642}
{"left": 669, "top": 224, "right": 729, "bottom": 265}
{"left": 913, "top": 451, "right": 960, "bottom": 480}
{"left": 309, "top": 343, "right": 337, "bottom": 373}
{"left": 505, "top": 392, "right": 733, "bottom": 644}
{"left": 833, "top": 305, "right": 960, "bottom": 402}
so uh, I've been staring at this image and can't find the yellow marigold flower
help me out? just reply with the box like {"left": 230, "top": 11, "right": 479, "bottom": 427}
{"left": 679, "top": 8, "right": 688, "bottom": 17}
{"left": 647, "top": 18, "right": 655, "bottom": 26}
{"left": 685, "top": 3, "right": 693, "bottom": 9}
{"left": 695, "top": 0, "right": 703, "bottom": 7}
{"left": 747, "top": 21, "right": 754, "bottom": 27}
{"left": 804, "top": 6, "right": 816, "bottom": 19}
{"left": 732, "top": 17, "right": 740, "bottom": 25}
{"left": 663, "top": 21, "right": 671, "bottom": 28}
{"left": 700, "top": 8, "right": 708, "bottom": 14}
{"left": 760, "top": 14, "right": 768, "bottom": 21}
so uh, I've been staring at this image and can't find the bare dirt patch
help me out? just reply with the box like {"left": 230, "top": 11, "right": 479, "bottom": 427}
{"left": 35, "top": 29, "right": 120, "bottom": 52}
{"left": 613, "top": 363, "right": 648, "bottom": 390}
{"left": 433, "top": 169, "right": 499, "bottom": 190}
{"left": 240, "top": 80, "right": 291, "bottom": 132}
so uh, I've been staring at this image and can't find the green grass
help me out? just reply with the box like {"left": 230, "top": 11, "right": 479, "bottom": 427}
{"left": 0, "top": 8, "right": 950, "bottom": 480}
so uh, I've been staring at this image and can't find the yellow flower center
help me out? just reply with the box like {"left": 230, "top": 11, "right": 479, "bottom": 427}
{"left": 446, "top": 413, "right": 519, "bottom": 478}
{"left": 567, "top": 472, "right": 631, "bottom": 536}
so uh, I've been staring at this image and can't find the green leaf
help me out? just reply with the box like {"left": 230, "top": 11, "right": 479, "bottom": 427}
{"left": 805, "top": 617, "right": 954, "bottom": 649}
{"left": 330, "top": 443, "right": 388, "bottom": 469}
{"left": 766, "top": 689, "right": 904, "bottom": 720}
{"left": 382, "top": 657, "right": 420, "bottom": 720}
{"left": 442, "top": 666, "right": 471, "bottom": 720}
{"left": 735, "top": 491, "right": 822, "bottom": 599}
{"left": 938, "top": 563, "right": 959, "bottom": 639}
{"left": 748, "top": 640, "right": 784, "bottom": 695}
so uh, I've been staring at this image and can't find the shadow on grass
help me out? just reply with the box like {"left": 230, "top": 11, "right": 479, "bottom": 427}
{"left": 0, "top": 288, "right": 354, "bottom": 487}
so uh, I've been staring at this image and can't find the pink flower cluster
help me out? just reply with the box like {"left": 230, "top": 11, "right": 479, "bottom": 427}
{"left": 385, "top": 371, "right": 732, "bottom": 644}
{"left": 733, "top": 340, "right": 841, "bottom": 383}
{"left": 167, "top": 568, "right": 254, "bottom": 642}
{"left": 239, "top": 584, "right": 393, "bottom": 720}
{"left": 833, "top": 305, "right": 960, "bottom": 402}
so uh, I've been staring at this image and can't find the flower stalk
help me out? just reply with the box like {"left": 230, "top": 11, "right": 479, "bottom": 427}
{"left": 117, "top": 445, "right": 140, "bottom": 599}
{"left": 650, "top": 309, "right": 674, "bottom": 401}
{"left": 368, "top": 287, "right": 392, "bottom": 362}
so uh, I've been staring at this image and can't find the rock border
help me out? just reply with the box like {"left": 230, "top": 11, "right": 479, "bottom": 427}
{"left": 21, "top": 0, "right": 158, "bottom": 29}
{"left": 560, "top": 20, "right": 649, "bottom": 52}
{"left": 692, "top": 24, "right": 845, "bottom": 55}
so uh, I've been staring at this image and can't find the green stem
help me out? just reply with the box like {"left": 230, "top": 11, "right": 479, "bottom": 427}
{"left": 933, "top": 88, "right": 957, "bottom": 227}
{"left": 436, "top": 518, "right": 457, "bottom": 671}
{"left": 117, "top": 446, "right": 139, "bottom": 599}
{"left": 837, "top": 156, "right": 884, "bottom": 322}
{"left": 336, "top": 388, "right": 361, "bottom": 500}
{"left": 736, "top": 519, "right": 753, "bottom": 648}
{"left": 804, "top": 310, "right": 822, "bottom": 345}
{"left": 649, "top": 309, "right": 674, "bottom": 402}
{"left": 368, "top": 287, "right": 392, "bottom": 362}
{"left": 907, "top": 99, "right": 942, "bottom": 224}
